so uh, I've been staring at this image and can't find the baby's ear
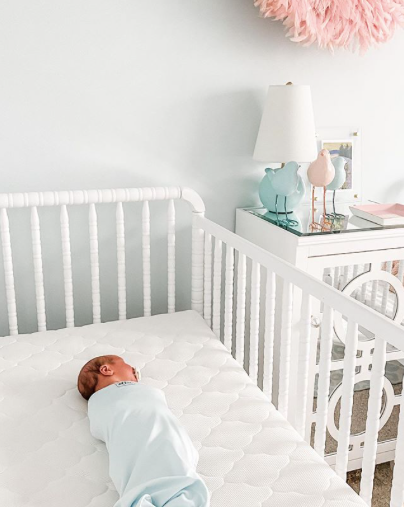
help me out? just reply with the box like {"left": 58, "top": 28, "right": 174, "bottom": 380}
{"left": 99, "top": 364, "right": 114, "bottom": 376}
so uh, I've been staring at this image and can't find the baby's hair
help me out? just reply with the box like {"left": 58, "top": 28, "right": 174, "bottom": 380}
{"left": 78, "top": 355, "right": 117, "bottom": 400}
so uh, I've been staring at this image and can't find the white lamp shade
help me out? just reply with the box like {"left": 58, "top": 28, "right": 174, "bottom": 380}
{"left": 253, "top": 84, "right": 317, "bottom": 163}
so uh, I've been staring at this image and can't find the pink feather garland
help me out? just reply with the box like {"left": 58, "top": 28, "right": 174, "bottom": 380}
{"left": 255, "top": 0, "right": 404, "bottom": 51}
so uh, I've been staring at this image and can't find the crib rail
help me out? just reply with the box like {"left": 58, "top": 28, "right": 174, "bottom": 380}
{"left": 194, "top": 215, "right": 404, "bottom": 507}
{"left": 0, "top": 187, "right": 204, "bottom": 335}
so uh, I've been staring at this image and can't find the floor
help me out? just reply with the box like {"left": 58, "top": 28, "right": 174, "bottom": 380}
{"left": 347, "top": 463, "right": 393, "bottom": 507}
{"left": 311, "top": 384, "right": 401, "bottom": 506}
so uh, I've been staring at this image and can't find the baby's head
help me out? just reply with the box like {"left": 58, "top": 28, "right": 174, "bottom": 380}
{"left": 77, "top": 355, "right": 139, "bottom": 400}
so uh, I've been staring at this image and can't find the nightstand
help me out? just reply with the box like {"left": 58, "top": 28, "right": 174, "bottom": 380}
{"left": 236, "top": 203, "right": 404, "bottom": 471}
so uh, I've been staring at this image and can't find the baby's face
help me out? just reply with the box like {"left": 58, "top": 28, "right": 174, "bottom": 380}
{"left": 112, "top": 356, "right": 139, "bottom": 381}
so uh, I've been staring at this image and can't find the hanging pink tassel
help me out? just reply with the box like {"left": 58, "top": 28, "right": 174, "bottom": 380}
{"left": 255, "top": 0, "right": 404, "bottom": 51}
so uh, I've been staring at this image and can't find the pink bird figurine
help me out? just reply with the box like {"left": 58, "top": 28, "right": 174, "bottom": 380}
{"left": 307, "top": 149, "right": 335, "bottom": 229}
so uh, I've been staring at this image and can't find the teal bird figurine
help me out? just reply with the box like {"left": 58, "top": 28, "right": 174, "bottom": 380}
{"left": 326, "top": 156, "right": 346, "bottom": 218}
{"left": 259, "top": 161, "right": 305, "bottom": 226}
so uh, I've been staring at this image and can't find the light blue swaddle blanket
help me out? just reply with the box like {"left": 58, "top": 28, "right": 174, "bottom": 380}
{"left": 88, "top": 381, "right": 210, "bottom": 507}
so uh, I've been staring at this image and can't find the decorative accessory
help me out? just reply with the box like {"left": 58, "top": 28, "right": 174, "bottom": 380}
{"left": 313, "top": 127, "right": 361, "bottom": 205}
{"left": 326, "top": 156, "right": 346, "bottom": 219}
{"left": 307, "top": 149, "right": 335, "bottom": 231}
{"left": 350, "top": 203, "right": 404, "bottom": 226}
{"left": 254, "top": 83, "right": 317, "bottom": 226}
{"left": 260, "top": 162, "right": 305, "bottom": 225}
{"left": 255, "top": 0, "right": 404, "bottom": 52}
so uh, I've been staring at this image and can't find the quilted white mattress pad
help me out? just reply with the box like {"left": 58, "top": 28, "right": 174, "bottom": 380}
{"left": 0, "top": 310, "right": 365, "bottom": 506}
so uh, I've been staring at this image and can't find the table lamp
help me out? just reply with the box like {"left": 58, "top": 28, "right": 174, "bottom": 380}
{"left": 253, "top": 83, "right": 317, "bottom": 225}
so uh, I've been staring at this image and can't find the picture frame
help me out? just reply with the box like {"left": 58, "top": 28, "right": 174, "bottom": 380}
{"left": 300, "top": 126, "right": 362, "bottom": 205}
{"left": 317, "top": 126, "right": 362, "bottom": 203}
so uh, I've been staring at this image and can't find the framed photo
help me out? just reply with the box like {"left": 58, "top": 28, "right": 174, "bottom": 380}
{"left": 316, "top": 126, "right": 361, "bottom": 203}
{"left": 300, "top": 127, "right": 362, "bottom": 204}
{"left": 321, "top": 140, "right": 353, "bottom": 190}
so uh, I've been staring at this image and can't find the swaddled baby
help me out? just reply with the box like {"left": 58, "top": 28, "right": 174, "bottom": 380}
{"left": 78, "top": 355, "right": 210, "bottom": 507}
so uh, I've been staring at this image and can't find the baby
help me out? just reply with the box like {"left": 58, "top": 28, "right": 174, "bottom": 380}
{"left": 78, "top": 355, "right": 210, "bottom": 507}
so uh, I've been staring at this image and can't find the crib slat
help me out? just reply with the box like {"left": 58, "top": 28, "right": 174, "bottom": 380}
{"left": 142, "top": 201, "right": 151, "bottom": 317}
{"left": 235, "top": 253, "right": 246, "bottom": 366}
{"left": 203, "top": 233, "right": 212, "bottom": 328}
{"left": 116, "top": 203, "right": 126, "bottom": 320}
{"left": 0, "top": 209, "right": 18, "bottom": 335}
{"left": 371, "top": 279, "right": 379, "bottom": 311}
{"left": 60, "top": 205, "right": 74, "bottom": 327}
{"left": 335, "top": 319, "right": 358, "bottom": 479}
{"left": 394, "top": 260, "right": 404, "bottom": 317}
{"left": 360, "top": 336, "right": 387, "bottom": 504}
{"left": 191, "top": 215, "right": 204, "bottom": 316}
{"left": 334, "top": 266, "right": 340, "bottom": 289}
{"left": 314, "top": 304, "right": 334, "bottom": 456}
{"left": 361, "top": 264, "right": 369, "bottom": 303}
{"left": 249, "top": 261, "right": 260, "bottom": 384}
{"left": 31, "top": 206, "right": 46, "bottom": 331}
{"left": 398, "top": 259, "right": 404, "bottom": 285}
{"left": 295, "top": 293, "right": 312, "bottom": 438}
{"left": 352, "top": 264, "right": 359, "bottom": 299}
{"left": 89, "top": 203, "right": 101, "bottom": 324}
{"left": 381, "top": 261, "right": 392, "bottom": 317}
{"left": 167, "top": 200, "right": 175, "bottom": 314}
{"left": 342, "top": 265, "right": 349, "bottom": 288}
{"left": 212, "top": 238, "right": 223, "bottom": 338}
{"left": 390, "top": 392, "right": 404, "bottom": 507}
{"left": 263, "top": 271, "right": 276, "bottom": 400}
{"left": 223, "top": 245, "right": 234, "bottom": 352}
{"left": 278, "top": 280, "right": 293, "bottom": 419}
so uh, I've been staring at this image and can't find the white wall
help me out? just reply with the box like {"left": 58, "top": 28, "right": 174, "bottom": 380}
{"left": 1, "top": 0, "right": 404, "bottom": 333}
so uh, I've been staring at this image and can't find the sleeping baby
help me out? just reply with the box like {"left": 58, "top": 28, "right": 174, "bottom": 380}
{"left": 78, "top": 355, "right": 210, "bottom": 507}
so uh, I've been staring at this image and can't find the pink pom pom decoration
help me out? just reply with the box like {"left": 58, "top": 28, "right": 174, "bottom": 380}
{"left": 255, "top": 0, "right": 404, "bottom": 51}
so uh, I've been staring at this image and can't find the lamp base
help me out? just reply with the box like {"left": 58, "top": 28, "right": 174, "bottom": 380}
{"left": 259, "top": 166, "right": 306, "bottom": 213}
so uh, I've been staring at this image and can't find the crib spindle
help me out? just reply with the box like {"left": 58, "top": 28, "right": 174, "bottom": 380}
{"left": 295, "top": 293, "right": 312, "bottom": 438}
{"left": 89, "top": 203, "right": 101, "bottom": 324}
{"left": 249, "top": 261, "right": 260, "bottom": 384}
{"left": 116, "top": 203, "right": 126, "bottom": 320}
{"left": 397, "top": 259, "right": 404, "bottom": 285}
{"left": 191, "top": 215, "right": 204, "bottom": 316}
{"left": 335, "top": 319, "right": 359, "bottom": 479}
{"left": 352, "top": 264, "right": 360, "bottom": 300}
{"left": 278, "top": 280, "right": 293, "bottom": 419}
{"left": 381, "top": 261, "right": 392, "bottom": 317}
{"left": 263, "top": 270, "right": 276, "bottom": 401}
{"left": 0, "top": 209, "right": 18, "bottom": 335}
{"left": 203, "top": 233, "right": 212, "bottom": 328}
{"left": 167, "top": 200, "right": 175, "bottom": 314}
{"left": 394, "top": 260, "right": 404, "bottom": 318}
{"left": 334, "top": 266, "right": 340, "bottom": 289}
{"left": 223, "top": 245, "right": 234, "bottom": 352}
{"left": 361, "top": 264, "right": 369, "bottom": 303}
{"left": 142, "top": 201, "right": 151, "bottom": 317}
{"left": 342, "top": 265, "right": 350, "bottom": 288}
{"left": 212, "top": 238, "right": 222, "bottom": 338}
{"left": 60, "top": 205, "right": 74, "bottom": 328}
{"left": 314, "top": 304, "right": 334, "bottom": 456}
{"left": 390, "top": 391, "right": 404, "bottom": 507}
{"left": 371, "top": 279, "right": 379, "bottom": 311}
{"left": 360, "top": 336, "right": 387, "bottom": 504}
{"left": 31, "top": 207, "right": 46, "bottom": 331}
{"left": 235, "top": 252, "right": 246, "bottom": 366}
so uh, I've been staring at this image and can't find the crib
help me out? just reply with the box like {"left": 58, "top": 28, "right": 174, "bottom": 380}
{"left": 1, "top": 186, "right": 404, "bottom": 506}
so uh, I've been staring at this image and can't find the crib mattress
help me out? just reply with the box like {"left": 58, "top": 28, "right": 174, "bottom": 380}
{"left": 0, "top": 310, "right": 365, "bottom": 507}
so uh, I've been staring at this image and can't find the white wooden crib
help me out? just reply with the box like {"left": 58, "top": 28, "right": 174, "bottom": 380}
{"left": 1, "top": 186, "right": 404, "bottom": 506}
